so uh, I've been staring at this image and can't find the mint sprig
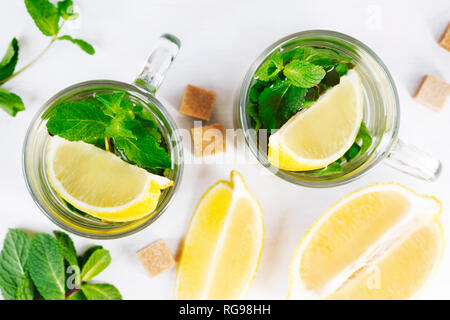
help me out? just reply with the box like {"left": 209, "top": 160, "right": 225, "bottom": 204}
{"left": 0, "top": 229, "right": 121, "bottom": 300}
{"left": 46, "top": 92, "right": 172, "bottom": 171}
{"left": 0, "top": 0, "right": 95, "bottom": 117}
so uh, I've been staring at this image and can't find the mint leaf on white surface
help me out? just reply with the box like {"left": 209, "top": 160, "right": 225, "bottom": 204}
{"left": 0, "top": 88, "right": 25, "bottom": 117}
{"left": 78, "top": 245, "right": 103, "bottom": 268}
{"left": 81, "top": 283, "right": 122, "bottom": 300}
{"left": 58, "top": 35, "right": 95, "bottom": 55}
{"left": 57, "top": 0, "right": 79, "bottom": 20}
{"left": 16, "top": 272, "right": 35, "bottom": 300}
{"left": 0, "top": 229, "right": 31, "bottom": 300}
{"left": 0, "top": 38, "right": 19, "bottom": 81}
{"left": 53, "top": 230, "right": 78, "bottom": 267}
{"left": 24, "top": 0, "right": 60, "bottom": 36}
{"left": 80, "top": 249, "right": 111, "bottom": 282}
{"left": 27, "top": 233, "right": 65, "bottom": 300}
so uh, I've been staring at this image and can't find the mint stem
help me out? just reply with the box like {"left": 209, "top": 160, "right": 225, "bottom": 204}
{"left": 0, "top": 22, "right": 65, "bottom": 85}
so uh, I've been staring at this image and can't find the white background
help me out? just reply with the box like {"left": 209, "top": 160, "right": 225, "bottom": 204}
{"left": 0, "top": 0, "right": 449, "bottom": 300}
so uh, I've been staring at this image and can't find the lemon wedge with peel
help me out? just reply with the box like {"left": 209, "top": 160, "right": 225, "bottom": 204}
{"left": 175, "top": 171, "right": 264, "bottom": 299}
{"left": 268, "top": 69, "right": 364, "bottom": 171}
{"left": 46, "top": 136, "right": 173, "bottom": 222}
{"left": 288, "top": 183, "right": 444, "bottom": 300}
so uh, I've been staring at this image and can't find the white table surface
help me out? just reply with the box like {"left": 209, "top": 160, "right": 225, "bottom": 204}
{"left": 0, "top": 0, "right": 449, "bottom": 300}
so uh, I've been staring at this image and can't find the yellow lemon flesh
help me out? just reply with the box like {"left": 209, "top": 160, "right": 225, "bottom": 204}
{"left": 46, "top": 136, "right": 173, "bottom": 222}
{"left": 268, "top": 69, "right": 364, "bottom": 171}
{"left": 288, "top": 183, "right": 444, "bottom": 300}
{"left": 175, "top": 171, "right": 264, "bottom": 299}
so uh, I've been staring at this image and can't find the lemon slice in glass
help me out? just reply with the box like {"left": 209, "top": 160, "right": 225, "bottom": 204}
{"left": 46, "top": 136, "right": 172, "bottom": 222}
{"left": 268, "top": 69, "right": 364, "bottom": 171}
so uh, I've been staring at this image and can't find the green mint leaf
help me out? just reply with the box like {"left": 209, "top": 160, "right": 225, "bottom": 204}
{"left": 114, "top": 132, "right": 172, "bottom": 169}
{"left": 344, "top": 143, "right": 361, "bottom": 162}
{"left": 133, "top": 105, "right": 163, "bottom": 143}
{"left": 81, "top": 283, "right": 122, "bottom": 300}
{"left": 0, "top": 229, "right": 31, "bottom": 300}
{"left": 53, "top": 231, "right": 78, "bottom": 268}
{"left": 313, "top": 48, "right": 353, "bottom": 65}
{"left": 279, "top": 85, "right": 307, "bottom": 124}
{"left": 0, "top": 38, "right": 19, "bottom": 81}
{"left": 67, "top": 289, "right": 86, "bottom": 300}
{"left": 78, "top": 245, "right": 103, "bottom": 268}
{"left": 303, "top": 86, "right": 320, "bottom": 107}
{"left": 258, "top": 80, "right": 290, "bottom": 130}
{"left": 27, "top": 233, "right": 65, "bottom": 300}
{"left": 334, "top": 63, "right": 349, "bottom": 76}
{"left": 80, "top": 249, "right": 111, "bottom": 282}
{"left": 282, "top": 47, "right": 352, "bottom": 68}
{"left": 16, "top": 272, "right": 35, "bottom": 300}
{"left": 57, "top": 0, "right": 78, "bottom": 20}
{"left": 105, "top": 118, "right": 136, "bottom": 139}
{"left": 248, "top": 80, "right": 268, "bottom": 103}
{"left": 0, "top": 88, "right": 25, "bottom": 117}
{"left": 58, "top": 35, "right": 95, "bottom": 55}
{"left": 282, "top": 47, "right": 324, "bottom": 64}
{"left": 24, "top": 0, "right": 60, "bottom": 36}
{"left": 96, "top": 92, "right": 130, "bottom": 117}
{"left": 247, "top": 103, "right": 262, "bottom": 131}
{"left": 321, "top": 69, "right": 340, "bottom": 88}
{"left": 356, "top": 121, "right": 372, "bottom": 154}
{"left": 257, "top": 80, "right": 306, "bottom": 129}
{"left": 284, "top": 60, "right": 326, "bottom": 88}
{"left": 95, "top": 93, "right": 137, "bottom": 139}
{"left": 46, "top": 101, "right": 111, "bottom": 142}
{"left": 255, "top": 51, "right": 283, "bottom": 81}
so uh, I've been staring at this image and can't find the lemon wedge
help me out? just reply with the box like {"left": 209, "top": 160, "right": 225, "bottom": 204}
{"left": 288, "top": 183, "right": 444, "bottom": 300}
{"left": 175, "top": 171, "right": 264, "bottom": 299}
{"left": 46, "top": 136, "right": 173, "bottom": 222}
{"left": 268, "top": 69, "right": 364, "bottom": 171}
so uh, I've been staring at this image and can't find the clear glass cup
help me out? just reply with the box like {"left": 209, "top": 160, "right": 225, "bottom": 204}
{"left": 238, "top": 30, "right": 441, "bottom": 187}
{"left": 23, "top": 34, "right": 183, "bottom": 239}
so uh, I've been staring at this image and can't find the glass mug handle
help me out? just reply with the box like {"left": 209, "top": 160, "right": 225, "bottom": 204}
{"left": 384, "top": 138, "right": 442, "bottom": 181}
{"left": 134, "top": 34, "right": 181, "bottom": 93}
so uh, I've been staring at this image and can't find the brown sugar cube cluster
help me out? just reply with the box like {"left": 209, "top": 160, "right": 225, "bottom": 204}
{"left": 191, "top": 123, "right": 226, "bottom": 157}
{"left": 439, "top": 22, "right": 450, "bottom": 51}
{"left": 414, "top": 74, "right": 450, "bottom": 112}
{"left": 136, "top": 240, "right": 175, "bottom": 278}
{"left": 179, "top": 84, "right": 216, "bottom": 121}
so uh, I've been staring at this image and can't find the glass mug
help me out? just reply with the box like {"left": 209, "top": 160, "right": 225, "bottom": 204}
{"left": 238, "top": 30, "right": 441, "bottom": 187}
{"left": 23, "top": 34, "right": 183, "bottom": 239}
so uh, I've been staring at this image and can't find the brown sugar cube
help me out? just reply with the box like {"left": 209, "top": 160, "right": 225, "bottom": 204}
{"left": 191, "top": 123, "right": 226, "bottom": 157}
{"left": 439, "top": 22, "right": 450, "bottom": 51}
{"left": 136, "top": 240, "right": 175, "bottom": 278}
{"left": 179, "top": 84, "right": 216, "bottom": 120}
{"left": 414, "top": 74, "right": 450, "bottom": 111}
